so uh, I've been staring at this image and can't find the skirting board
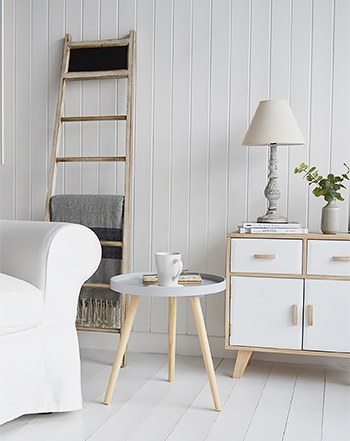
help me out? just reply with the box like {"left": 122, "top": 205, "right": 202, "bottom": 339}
{"left": 78, "top": 330, "right": 350, "bottom": 369}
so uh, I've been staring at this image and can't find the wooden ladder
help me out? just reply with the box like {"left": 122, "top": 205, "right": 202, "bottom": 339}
{"left": 45, "top": 31, "right": 136, "bottom": 337}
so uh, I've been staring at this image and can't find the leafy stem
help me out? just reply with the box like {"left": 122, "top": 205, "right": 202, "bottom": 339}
{"left": 294, "top": 162, "right": 350, "bottom": 202}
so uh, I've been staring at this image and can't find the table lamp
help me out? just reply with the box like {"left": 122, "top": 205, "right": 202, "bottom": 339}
{"left": 242, "top": 100, "right": 305, "bottom": 223}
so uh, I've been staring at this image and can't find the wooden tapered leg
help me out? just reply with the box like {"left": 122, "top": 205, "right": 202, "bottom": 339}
{"left": 247, "top": 351, "right": 254, "bottom": 365}
{"left": 190, "top": 297, "right": 222, "bottom": 411}
{"left": 233, "top": 350, "right": 254, "bottom": 379}
{"left": 168, "top": 297, "right": 177, "bottom": 382}
{"left": 120, "top": 294, "right": 130, "bottom": 368}
{"left": 104, "top": 295, "right": 140, "bottom": 404}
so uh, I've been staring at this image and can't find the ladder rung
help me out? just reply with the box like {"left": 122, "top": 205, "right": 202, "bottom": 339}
{"left": 64, "top": 70, "right": 128, "bottom": 81}
{"left": 76, "top": 326, "right": 121, "bottom": 334}
{"left": 68, "top": 38, "right": 130, "bottom": 49}
{"left": 83, "top": 283, "right": 110, "bottom": 289}
{"left": 100, "top": 241, "right": 123, "bottom": 247}
{"left": 61, "top": 115, "right": 127, "bottom": 122}
{"left": 56, "top": 156, "right": 126, "bottom": 163}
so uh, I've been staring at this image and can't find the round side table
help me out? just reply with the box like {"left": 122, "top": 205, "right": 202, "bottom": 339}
{"left": 104, "top": 272, "right": 226, "bottom": 411}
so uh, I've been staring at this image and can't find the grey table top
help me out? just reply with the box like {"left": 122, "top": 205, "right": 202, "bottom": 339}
{"left": 110, "top": 272, "right": 226, "bottom": 297}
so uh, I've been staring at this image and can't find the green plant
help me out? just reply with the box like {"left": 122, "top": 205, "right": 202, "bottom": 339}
{"left": 294, "top": 162, "right": 350, "bottom": 202}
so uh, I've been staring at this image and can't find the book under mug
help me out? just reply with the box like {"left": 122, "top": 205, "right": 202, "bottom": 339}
{"left": 143, "top": 272, "right": 203, "bottom": 285}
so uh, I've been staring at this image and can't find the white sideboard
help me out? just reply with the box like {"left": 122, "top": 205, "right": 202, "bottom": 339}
{"left": 225, "top": 232, "right": 350, "bottom": 378}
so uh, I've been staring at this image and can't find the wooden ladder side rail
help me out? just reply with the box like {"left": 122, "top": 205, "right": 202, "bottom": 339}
{"left": 121, "top": 29, "right": 136, "bottom": 277}
{"left": 82, "top": 238, "right": 122, "bottom": 289}
{"left": 44, "top": 33, "right": 71, "bottom": 221}
{"left": 119, "top": 30, "right": 136, "bottom": 332}
{"left": 81, "top": 235, "right": 123, "bottom": 308}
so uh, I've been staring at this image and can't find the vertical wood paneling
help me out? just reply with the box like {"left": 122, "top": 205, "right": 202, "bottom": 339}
{"left": 331, "top": 0, "right": 350, "bottom": 230}
{"left": 150, "top": 0, "right": 174, "bottom": 334}
{"left": 81, "top": 0, "right": 100, "bottom": 194}
{"left": 187, "top": 0, "right": 211, "bottom": 335}
{"left": 227, "top": 0, "right": 250, "bottom": 233}
{"left": 0, "top": 0, "right": 3, "bottom": 165}
{"left": 1, "top": 0, "right": 349, "bottom": 343}
{"left": 14, "top": 0, "right": 31, "bottom": 219}
{"left": 270, "top": 0, "right": 291, "bottom": 101}
{"left": 206, "top": 0, "right": 231, "bottom": 337}
{"left": 64, "top": 0, "right": 83, "bottom": 195}
{"left": 288, "top": 0, "right": 313, "bottom": 227}
{"left": 99, "top": 0, "right": 118, "bottom": 194}
{"left": 47, "top": 0, "right": 65, "bottom": 197}
{"left": 270, "top": 0, "right": 292, "bottom": 220}
{"left": 188, "top": 0, "right": 211, "bottom": 272}
{"left": 170, "top": 0, "right": 192, "bottom": 335}
{"left": 0, "top": 0, "right": 14, "bottom": 219}
{"left": 170, "top": 0, "right": 191, "bottom": 268}
{"left": 31, "top": 0, "right": 48, "bottom": 220}
{"left": 247, "top": 0, "right": 271, "bottom": 222}
{"left": 308, "top": 0, "right": 334, "bottom": 231}
{"left": 151, "top": 0, "right": 172, "bottom": 255}
{"left": 207, "top": 0, "right": 230, "bottom": 274}
{"left": 116, "top": 0, "right": 136, "bottom": 194}
{"left": 133, "top": 0, "right": 154, "bottom": 273}
{"left": 132, "top": 0, "right": 154, "bottom": 332}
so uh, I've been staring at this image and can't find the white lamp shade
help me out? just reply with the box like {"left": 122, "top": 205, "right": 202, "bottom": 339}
{"left": 242, "top": 100, "right": 306, "bottom": 146}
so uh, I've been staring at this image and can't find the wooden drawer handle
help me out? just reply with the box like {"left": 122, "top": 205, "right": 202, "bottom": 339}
{"left": 308, "top": 305, "right": 313, "bottom": 326}
{"left": 332, "top": 256, "right": 350, "bottom": 262}
{"left": 293, "top": 305, "right": 298, "bottom": 326}
{"left": 254, "top": 254, "right": 276, "bottom": 260}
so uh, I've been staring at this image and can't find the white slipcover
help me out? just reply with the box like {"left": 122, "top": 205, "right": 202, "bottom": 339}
{"left": 0, "top": 220, "right": 101, "bottom": 425}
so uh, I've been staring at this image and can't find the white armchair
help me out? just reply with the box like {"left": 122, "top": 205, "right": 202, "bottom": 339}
{"left": 0, "top": 220, "right": 101, "bottom": 425}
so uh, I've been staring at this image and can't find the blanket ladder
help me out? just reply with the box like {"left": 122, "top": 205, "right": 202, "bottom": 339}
{"left": 45, "top": 32, "right": 136, "bottom": 343}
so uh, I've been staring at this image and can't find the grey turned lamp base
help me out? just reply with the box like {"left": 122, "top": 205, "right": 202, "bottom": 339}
{"left": 257, "top": 213, "right": 288, "bottom": 223}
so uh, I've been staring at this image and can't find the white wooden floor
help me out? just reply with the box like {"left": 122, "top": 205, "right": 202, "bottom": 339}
{"left": 1, "top": 349, "right": 349, "bottom": 441}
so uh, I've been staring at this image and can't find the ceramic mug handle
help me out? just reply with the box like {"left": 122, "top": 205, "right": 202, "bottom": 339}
{"left": 172, "top": 258, "right": 183, "bottom": 282}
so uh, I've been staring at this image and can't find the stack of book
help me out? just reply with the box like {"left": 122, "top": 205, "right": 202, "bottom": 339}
{"left": 238, "top": 221, "right": 308, "bottom": 234}
{"left": 143, "top": 272, "right": 203, "bottom": 285}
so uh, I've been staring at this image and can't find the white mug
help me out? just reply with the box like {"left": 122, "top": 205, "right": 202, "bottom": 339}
{"left": 155, "top": 252, "right": 183, "bottom": 287}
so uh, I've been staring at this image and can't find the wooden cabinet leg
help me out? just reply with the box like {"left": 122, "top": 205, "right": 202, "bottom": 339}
{"left": 168, "top": 297, "right": 177, "bottom": 382}
{"left": 233, "top": 350, "right": 254, "bottom": 379}
{"left": 190, "top": 297, "right": 222, "bottom": 411}
{"left": 247, "top": 351, "right": 254, "bottom": 365}
{"left": 104, "top": 295, "right": 140, "bottom": 404}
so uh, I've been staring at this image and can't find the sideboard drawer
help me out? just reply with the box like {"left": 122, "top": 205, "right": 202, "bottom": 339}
{"left": 307, "top": 240, "right": 350, "bottom": 277}
{"left": 230, "top": 238, "right": 303, "bottom": 275}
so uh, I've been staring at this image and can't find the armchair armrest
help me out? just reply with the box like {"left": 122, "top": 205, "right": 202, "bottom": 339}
{"left": 0, "top": 220, "right": 101, "bottom": 296}
{"left": 0, "top": 220, "right": 101, "bottom": 422}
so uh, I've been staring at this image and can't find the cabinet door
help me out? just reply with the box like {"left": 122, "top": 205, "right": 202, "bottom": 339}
{"left": 303, "top": 279, "right": 350, "bottom": 353}
{"left": 230, "top": 277, "right": 303, "bottom": 350}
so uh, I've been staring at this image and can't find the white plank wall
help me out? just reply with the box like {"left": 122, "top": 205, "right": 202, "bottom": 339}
{"left": 1, "top": 0, "right": 349, "bottom": 350}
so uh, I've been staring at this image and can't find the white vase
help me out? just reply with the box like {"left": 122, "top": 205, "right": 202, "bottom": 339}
{"left": 321, "top": 199, "right": 340, "bottom": 234}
